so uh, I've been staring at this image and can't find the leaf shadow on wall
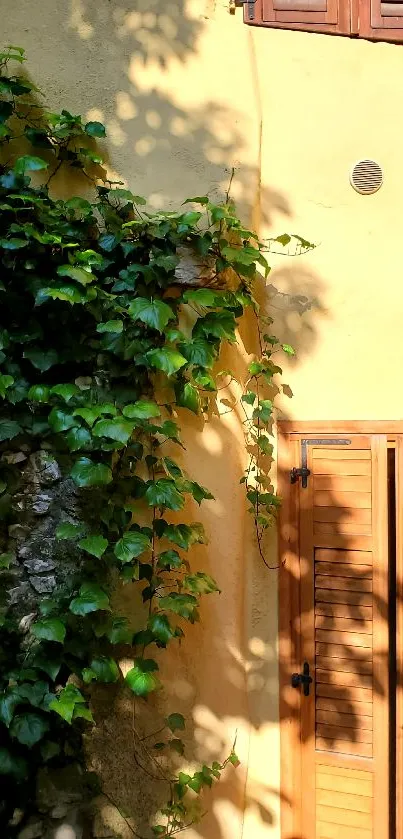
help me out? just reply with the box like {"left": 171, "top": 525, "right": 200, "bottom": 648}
{"left": 84, "top": 264, "right": 329, "bottom": 839}
{"left": 9, "top": 0, "right": 343, "bottom": 836}
{"left": 38, "top": 0, "right": 293, "bottom": 224}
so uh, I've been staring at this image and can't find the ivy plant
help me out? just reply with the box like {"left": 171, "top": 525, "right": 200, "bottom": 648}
{"left": 0, "top": 45, "right": 312, "bottom": 836}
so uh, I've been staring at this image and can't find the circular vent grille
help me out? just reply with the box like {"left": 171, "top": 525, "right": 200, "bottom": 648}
{"left": 350, "top": 159, "right": 383, "bottom": 195}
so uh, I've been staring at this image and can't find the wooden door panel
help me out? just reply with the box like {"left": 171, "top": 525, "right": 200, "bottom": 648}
{"left": 294, "top": 435, "right": 389, "bottom": 839}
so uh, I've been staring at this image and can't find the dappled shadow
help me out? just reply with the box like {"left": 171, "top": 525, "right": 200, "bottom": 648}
{"left": 0, "top": 2, "right": 350, "bottom": 838}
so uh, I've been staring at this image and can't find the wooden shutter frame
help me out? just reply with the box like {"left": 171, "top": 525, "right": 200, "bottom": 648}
{"left": 359, "top": 0, "right": 403, "bottom": 40}
{"left": 277, "top": 423, "right": 396, "bottom": 839}
{"left": 244, "top": 0, "right": 351, "bottom": 33}
{"left": 244, "top": 0, "right": 403, "bottom": 41}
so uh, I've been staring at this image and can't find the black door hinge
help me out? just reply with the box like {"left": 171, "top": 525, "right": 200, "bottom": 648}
{"left": 230, "top": 0, "right": 256, "bottom": 20}
{"left": 290, "top": 438, "right": 352, "bottom": 488}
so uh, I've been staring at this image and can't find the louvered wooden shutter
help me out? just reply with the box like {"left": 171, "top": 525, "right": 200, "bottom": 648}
{"left": 359, "top": 0, "right": 403, "bottom": 39}
{"left": 295, "top": 435, "right": 389, "bottom": 839}
{"left": 244, "top": 0, "right": 351, "bottom": 34}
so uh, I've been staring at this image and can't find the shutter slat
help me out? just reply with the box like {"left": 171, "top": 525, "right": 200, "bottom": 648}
{"left": 245, "top": 0, "right": 350, "bottom": 36}
{"left": 297, "top": 437, "right": 388, "bottom": 839}
{"left": 273, "top": 0, "right": 326, "bottom": 9}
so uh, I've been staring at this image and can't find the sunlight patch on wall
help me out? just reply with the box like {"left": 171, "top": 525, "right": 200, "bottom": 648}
{"left": 69, "top": 0, "right": 93, "bottom": 40}
{"left": 86, "top": 107, "right": 104, "bottom": 124}
{"left": 116, "top": 92, "right": 138, "bottom": 121}
{"left": 202, "top": 427, "right": 223, "bottom": 455}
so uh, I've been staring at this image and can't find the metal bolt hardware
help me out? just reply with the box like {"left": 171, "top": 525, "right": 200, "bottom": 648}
{"left": 291, "top": 661, "right": 313, "bottom": 697}
{"left": 290, "top": 465, "right": 311, "bottom": 487}
{"left": 290, "top": 438, "right": 352, "bottom": 488}
{"left": 229, "top": 0, "right": 256, "bottom": 19}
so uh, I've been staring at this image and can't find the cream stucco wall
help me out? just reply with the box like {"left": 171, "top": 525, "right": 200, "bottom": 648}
{"left": 2, "top": 3, "right": 403, "bottom": 839}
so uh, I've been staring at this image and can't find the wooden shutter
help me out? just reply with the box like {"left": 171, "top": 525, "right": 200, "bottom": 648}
{"left": 287, "top": 434, "right": 389, "bottom": 839}
{"left": 244, "top": 0, "right": 351, "bottom": 35}
{"left": 359, "top": 0, "right": 403, "bottom": 40}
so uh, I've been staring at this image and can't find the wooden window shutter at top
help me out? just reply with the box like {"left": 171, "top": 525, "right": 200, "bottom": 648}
{"left": 243, "top": 0, "right": 351, "bottom": 35}
{"left": 358, "top": 0, "right": 403, "bottom": 40}
{"left": 280, "top": 434, "right": 389, "bottom": 839}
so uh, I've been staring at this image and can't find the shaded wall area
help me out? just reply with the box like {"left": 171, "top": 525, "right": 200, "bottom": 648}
{"left": 5, "top": 2, "right": 403, "bottom": 839}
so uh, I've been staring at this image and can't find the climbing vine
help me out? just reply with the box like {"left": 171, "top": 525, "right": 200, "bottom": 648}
{"left": 0, "top": 45, "right": 311, "bottom": 837}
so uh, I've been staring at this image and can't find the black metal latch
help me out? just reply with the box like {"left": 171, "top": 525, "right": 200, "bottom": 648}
{"left": 290, "top": 465, "right": 310, "bottom": 487}
{"left": 229, "top": 0, "right": 256, "bottom": 20}
{"left": 290, "top": 438, "right": 352, "bottom": 488}
{"left": 291, "top": 661, "right": 313, "bottom": 697}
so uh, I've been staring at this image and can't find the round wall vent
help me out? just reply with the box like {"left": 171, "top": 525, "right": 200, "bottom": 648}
{"left": 350, "top": 159, "right": 383, "bottom": 195}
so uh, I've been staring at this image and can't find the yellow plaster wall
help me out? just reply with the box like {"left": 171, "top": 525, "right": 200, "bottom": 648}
{"left": 252, "top": 28, "right": 403, "bottom": 421}
{"left": 2, "top": 3, "right": 402, "bottom": 839}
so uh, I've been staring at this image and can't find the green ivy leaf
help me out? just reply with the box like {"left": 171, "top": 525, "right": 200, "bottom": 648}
{"left": 73, "top": 405, "right": 116, "bottom": 426}
{"left": 146, "top": 348, "right": 187, "bottom": 376}
{"left": 83, "top": 656, "right": 120, "bottom": 684}
{"left": 192, "top": 368, "right": 216, "bottom": 392}
{"left": 84, "top": 120, "right": 106, "bottom": 137}
{"left": 174, "top": 381, "right": 200, "bottom": 414}
{"left": 256, "top": 434, "right": 273, "bottom": 455}
{"left": 0, "top": 552, "right": 14, "bottom": 569}
{"left": 70, "top": 457, "right": 112, "bottom": 487}
{"left": 156, "top": 550, "right": 183, "bottom": 570}
{"left": 163, "top": 457, "right": 182, "bottom": 479}
{"left": 0, "top": 375, "right": 14, "bottom": 398}
{"left": 194, "top": 311, "right": 237, "bottom": 342}
{"left": 178, "top": 340, "right": 216, "bottom": 369}
{"left": 107, "top": 617, "right": 132, "bottom": 645}
{"left": 31, "top": 618, "right": 66, "bottom": 643}
{"left": 56, "top": 521, "right": 85, "bottom": 540}
{"left": 188, "top": 481, "right": 214, "bottom": 505}
{"left": 158, "top": 593, "right": 199, "bottom": 621}
{"left": 40, "top": 741, "right": 61, "bottom": 762}
{"left": 0, "top": 237, "right": 29, "bottom": 250}
{"left": 48, "top": 407, "right": 78, "bottom": 433}
{"left": 69, "top": 583, "right": 110, "bottom": 616}
{"left": 28, "top": 384, "right": 51, "bottom": 402}
{"left": 0, "top": 419, "right": 22, "bottom": 441}
{"left": 92, "top": 418, "right": 134, "bottom": 445}
{"left": 65, "top": 426, "right": 92, "bottom": 451}
{"left": 128, "top": 298, "right": 175, "bottom": 333}
{"left": 183, "top": 572, "right": 219, "bottom": 594}
{"left": 33, "top": 654, "right": 61, "bottom": 682}
{"left": 51, "top": 383, "right": 79, "bottom": 402}
{"left": 114, "top": 530, "right": 151, "bottom": 564}
{"left": 49, "top": 684, "right": 88, "bottom": 724}
{"left": 0, "top": 747, "right": 28, "bottom": 779}
{"left": 162, "top": 522, "right": 207, "bottom": 550}
{"left": 145, "top": 479, "right": 184, "bottom": 511}
{"left": 242, "top": 391, "right": 256, "bottom": 406}
{"left": 23, "top": 348, "right": 58, "bottom": 371}
{"left": 39, "top": 284, "right": 90, "bottom": 305}
{"left": 0, "top": 691, "right": 20, "bottom": 727}
{"left": 183, "top": 196, "right": 209, "bottom": 205}
{"left": 122, "top": 400, "right": 160, "bottom": 420}
{"left": 79, "top": 535, "right": 108, "bottom": 559}
{"left": 125, "top": 659, "right": 161, "bottom": 697}
{"left": 282, "top": 343, "right": 295, "bottom": 355}
{"left": 57, "top": 265, "right": 94, "bottom": 285}
{"left": 10, "top": 712, "right": 49, "bottom": 747}
{"left": 148, "top": 613, "right": 175, "bottom": 645}
{"left": 14, "top": 155, "right": 48, "bottom": 174}
{"left": 96, "top": 320, "right": 123, "bottom": 333}
{"left": 166, "top": 713, "right": 185, "bottom": 732}
{"left": 253, "top": 399, "right": 273, "bottom": 423}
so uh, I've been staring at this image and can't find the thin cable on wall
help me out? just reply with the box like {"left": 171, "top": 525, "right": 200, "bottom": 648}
{"left": 350, "top": 159, "right": 383, "bottom": 195}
